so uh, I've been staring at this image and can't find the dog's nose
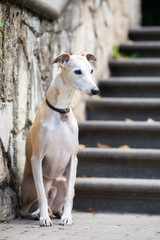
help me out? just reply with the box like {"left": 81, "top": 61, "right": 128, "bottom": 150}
{"left": 91, "top": 88, "right": 99, "bottom": 95}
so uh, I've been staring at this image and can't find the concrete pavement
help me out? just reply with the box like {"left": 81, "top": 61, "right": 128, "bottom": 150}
{"left": 0, "top": 212, "right": 160, "bottom": 240}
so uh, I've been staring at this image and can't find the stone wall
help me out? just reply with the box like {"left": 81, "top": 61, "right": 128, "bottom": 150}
{"left": 0, "top": 0, "right": 141, "bottom": 219}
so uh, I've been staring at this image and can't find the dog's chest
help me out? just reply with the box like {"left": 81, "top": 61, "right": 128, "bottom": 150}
{"left": 42, "top": 115, "right": 78, "bottom": 179}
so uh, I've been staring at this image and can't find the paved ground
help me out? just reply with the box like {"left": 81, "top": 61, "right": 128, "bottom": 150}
{"left": 0, "top": 212, "right": 160, "bottom": 240}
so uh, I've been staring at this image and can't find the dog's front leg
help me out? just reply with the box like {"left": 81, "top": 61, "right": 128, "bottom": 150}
{"left": 31, "top": 156, "right": 52, "bottom": 226}
{"left": 61, "top": 155, "right": 78, "bottom": 226}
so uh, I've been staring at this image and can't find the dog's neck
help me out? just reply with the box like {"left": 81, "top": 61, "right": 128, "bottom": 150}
{"left": 46, "top": 70, "right": 75, "bottom": 109}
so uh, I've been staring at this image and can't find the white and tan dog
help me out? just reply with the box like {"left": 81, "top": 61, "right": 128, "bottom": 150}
{"left": 20, "top": 52, "right": 99, "bottom": 227}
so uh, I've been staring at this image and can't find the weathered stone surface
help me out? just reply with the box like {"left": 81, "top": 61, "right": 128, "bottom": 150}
{"left": 53, "top": 0, "right": 81, "bottom": 33}
{"left": 0, "top": 187, "right": 17, "bottom": 220}
{"left": 121, "top": 0, "right": 130, "bottom": 15}
{"left": 129, "top": 0, "right": 141, "bottom": 27}
{"left": 1, "top": 5, "right": 21, "bottom": 101}
{"left": 114, "top": 13, "right": 129, "bottom": 43}
{"left": 26, "top": 27, "right": 36, "bottom": 64}
{"left": 15, "top": 130, "right": 27, "bottom": 185}
{"left": 102, "top": 1, "right": 113, "bottom": 28}
{"left": 23, "top": 14, "right": 40, "bottom": 34}
{"left": 8, "top": 130, "right": 27, "bottom": 187}
{"left": 28, "top": 55, "right": 43, "bottom": 123}
{"left": 71, "top": 13, "right": 96, "bottom": 55}
{"left": 0, "top": 102, "right": 13, "bottom": 152}
{"left": 16, "top": 45, "right": 28, "bottom": 132}
{"left": 14, "top": 0, "right": 69, "bottom": 21}
{"left": 39, "top": 32, "right": 52, "bottom": 84}
{"left": 93, "top": 0, "right": 101, "bottom": 10}
{"left": 94, "top": 7, "right": 111, "bottom": 79}
{"left": 0, "top": 147, "right": 6, "bottom": 183}
{"left": 108, "top": 0, "right": 121, "bottom": 13}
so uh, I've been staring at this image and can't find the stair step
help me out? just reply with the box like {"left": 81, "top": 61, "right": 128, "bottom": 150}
{"left": 109, "top": 59, "right": 160, "bottom": 77}
{"left": 99, "top": 77, "right": 160, "bottom": 98}
{"left": 75, "top": 177, "right": 160, "bottom": 213}
{"left": 86, "top": 98, "right": 160, "bottom": 121}
{"left": 76, "top": 27, "right": 160, "bottom": 215}
{"left": 77, "top": 148, "right": 160, "bottom": 179}
{"left": 119, "top": 42, "right": 160, "bottom": 58}
{"left": 79, "top": 121, "right": 160, "bottom": 148}
{"left": 129, "top": 27, "right": 160, "bottom": 41}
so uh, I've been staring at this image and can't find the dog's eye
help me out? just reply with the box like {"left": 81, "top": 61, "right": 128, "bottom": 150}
{"left": 74, "top": 69, "right": 82, "bottom": 75}
{"left": 91, "top": 69, "right": 93, "bottom": 74}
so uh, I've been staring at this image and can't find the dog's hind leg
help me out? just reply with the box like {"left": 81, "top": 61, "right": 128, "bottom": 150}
{"left": 49, "top": 178, "right": 66, "bottom": 219}
{"left": 48, "top": 186, "right": 57, "bottom": 217}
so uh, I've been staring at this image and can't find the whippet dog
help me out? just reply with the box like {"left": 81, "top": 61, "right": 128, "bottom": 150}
{"left": 20, "top": 52, "right": 99, "bottom": 226}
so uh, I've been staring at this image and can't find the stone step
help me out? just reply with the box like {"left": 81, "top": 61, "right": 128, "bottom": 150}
{"left": 79, "top": 121, "right": 160, "bottom": 148}
{"left": 86, "top": 98, "right": 160, "bottom": 121}
{"left": 77, "top": 148, "right": 160, "bottom": 179}
{"left": 74, "top": 177, "right": 160, "bottom": 213}
{"left": 119, "top": 42, "right": 160, "bottom": 58}
{"left": 129, "top": 27, "right": 160, "bottom": 41}
{"left": 109, "top": 59, "right": 160, "bottom": 77}
{"left": 75, "top": 27, "right": 160, "bottom": 215}
{"left": 99, "top": 77, "right": 160, "bottom": 98}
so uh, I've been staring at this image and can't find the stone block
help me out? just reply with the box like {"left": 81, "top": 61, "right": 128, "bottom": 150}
{"left": 102, "top": 1, "right": 113, "bottom": 28}
{"left": 108, "top": 0, "right": 121, "bottom": 13}
{"left": 70, "top": 2, "right": 81, "bottom": 30}
{"left": 53, "top": 1, "right": 81, "bottom": 33}
{"left": 15, "top": 130, "right": 27, "bottom": 185}
{"left": 39, "top": 32, "right": 52, "bottom": 84}
{"left": 26, "top": 27, "right": 36, "bottom": 64}
{"left": 129, "top": 0, "right": 141, "bottom": 27}
{"left": 0, "top": 102, "right": 13, "bottom": 152}
{"left": 80, "top": 0, "right": 94, "bottom": 24}
{"left": 0, "top": 187, "right": 17, "bottom": 220}
{"left": 114, "top": 13, "right": 129, "bottom": 43}
{"left": 71, "top": 13, "right": 95, "bottom": 54}
{"left": 0, "top": 147, "right": 6, "bottom": 183}
{"left": 1, "top": 6, "right": 21, "bottom": 101}
{"left": 28, "top": 55, "right": 43, "bottom": 123}
{"left": 24, "top": 14, "right": 40, "bottom": 34}
{"left": 16, "top": 45, "right": 28, "bottom": 131}
{"left": 94, "top": 7, "right": 111, "bottom": 78}
{"left": 93, "top": 0, "right": 101, "bottom": 10}
{"left": 9, "top": 129, "right": 26, "bottom": 186}
{"left": 121, "top": 0, "right": 130, "bottom": 15}
{"left": 14, "top": 0, "right": 69, "bottom": 21}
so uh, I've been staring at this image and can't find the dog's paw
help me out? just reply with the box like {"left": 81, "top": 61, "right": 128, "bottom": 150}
{"left": 40, "top": 216, "right": 53, "bottom": 227}
{"left": 61, "top": 214, "right": 73, "bottom": 226}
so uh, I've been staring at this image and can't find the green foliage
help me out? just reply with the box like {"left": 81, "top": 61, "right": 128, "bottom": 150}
{"left": 112, "top": 46, "right": 123, "bottom": 59}
{"left": 0, "top": 20, "right": 4, "bottom": 37}
{"left": 129, "top": 52, "right": 140, "bottom": 59}
{"left": 0, "top": 20, "right": 4, "bottom": 28}
{"left": 112, "top": 45, "right": 139, "bottom": 60}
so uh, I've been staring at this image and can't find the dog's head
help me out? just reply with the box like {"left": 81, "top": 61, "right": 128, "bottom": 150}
{"left": 51, "top": 52, "right": 99, "bottom": 96}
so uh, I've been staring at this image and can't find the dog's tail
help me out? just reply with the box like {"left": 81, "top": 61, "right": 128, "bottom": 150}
{"left": 20, "top": 208, "right": 40, "bottom": 220}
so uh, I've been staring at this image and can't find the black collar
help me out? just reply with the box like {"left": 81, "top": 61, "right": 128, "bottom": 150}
{"left": 46, "top": 98, "right": 70, "bottom": 114}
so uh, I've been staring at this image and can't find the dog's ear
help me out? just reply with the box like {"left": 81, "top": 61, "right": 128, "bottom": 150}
{"left": 50, "top": 53, "right": 70, "bottom": 66}
{"left": 81, "top": 51, "right": 97, "bottom": 62}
